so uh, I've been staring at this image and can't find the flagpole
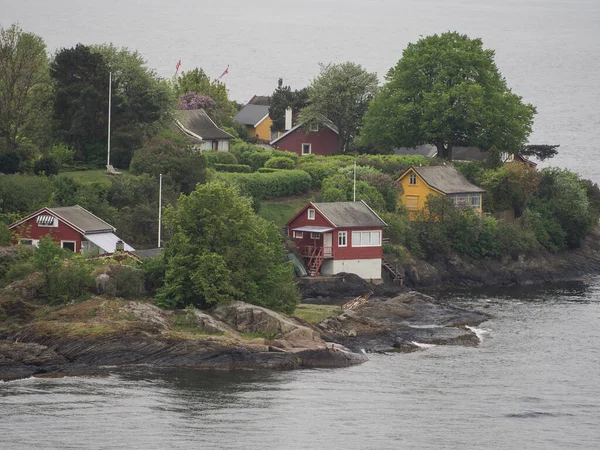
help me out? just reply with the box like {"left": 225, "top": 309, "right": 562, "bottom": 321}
{"left": 107, "top": 71, "right": 112, "bottom": 168}
{"left": 353, "top": 160, "right": 357, "bottom": 202}
{"left": 158, "top": 173, "right": 162, "bottom": 248}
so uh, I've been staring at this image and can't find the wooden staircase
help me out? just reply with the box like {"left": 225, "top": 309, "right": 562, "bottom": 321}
{"left": 382, "top": 256, "right": 403, "bottom": 284}
{"left": 307, "top": 247, "right": 324, "bottom": 277}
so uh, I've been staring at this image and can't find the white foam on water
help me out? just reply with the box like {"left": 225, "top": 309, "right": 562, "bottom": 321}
{"left": 407, "top": 324, "right": 443, "bottom": 329}
{"left": 410, "top": 342, "right": 437, "bottom": 349}
{"left": 465, "top": 325, "right": 490, "bottom": 342}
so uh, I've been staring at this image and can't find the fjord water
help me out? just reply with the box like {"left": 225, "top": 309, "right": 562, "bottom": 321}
{"left": 2, "top": 1, "right": 600, "bottom": 448}
{"left": 1, "top": 280, "right": 600, "bottom": 449}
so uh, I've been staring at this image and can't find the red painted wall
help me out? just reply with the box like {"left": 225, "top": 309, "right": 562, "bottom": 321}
{"left": 274, "top": 126, "right": 339, "bottom": 156}
{"left": 287, "top": 205, "right": 382, "bottom": 260}
{"left": 12, "top": 217, "right": 83, "bottom": 252}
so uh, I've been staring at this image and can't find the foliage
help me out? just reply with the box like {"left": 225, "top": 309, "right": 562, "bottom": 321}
{"left": 179, "top": 92, "right": 214, "bottom": 110}
{"left": 33, "top": 155, "right": 60, "bottom": 176}
{"left": 264, "top": 156, "right": 296, "bottom": 170}
{"left": 359, "top": 172, "right": 401, "bottom": 212}
{"left": 0, "top": 24, "right": 51, "bottom": 159}
{"left": 215, "top": 170, "right": 312, "bottom": 200}
{"left": 355, "top": 154, "right": 430, "bottom": 177}
{"left": 214, "top": 163, "right": 252, "bottom": 173}
{"left": 156, "top": 182, "right": 299, "bottom": 312}
{"left": 106, "top": 264, "right": 145, "bottom": 298}
{"left": 521, "top": 144, "right": 559, "bottom": 161}
{"left": 48, "top": 143, "right": 75, "bottom": 167}
{"left": 129, "top": 136, "right": 207, "bottom": 194}
{"left": 269, "top": 78, "right": 309, "bottom": 133}
{"left": 321, "top": 174, "right": 387, "bottom": 212}
{"left": 230, "top": 140, "right": 273, "bottom": 171}
{"left": 0, "top": 175, "right": 55, "bottom": 220}
{"left": 299, "top": 62, "right": 378, "bottom": 153}
{"left": 0, "top": 223, "right": 11, "bottom": 246}
{"left": 361, "top": 32, "right": 536, "bottom": 159}
{"left": 297, "top": 161, "right": 337, "bottom": 188}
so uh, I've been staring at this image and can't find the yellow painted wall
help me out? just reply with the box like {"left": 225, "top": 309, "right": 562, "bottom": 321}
{"left": 246, "top": 125, "right": 257, "bottom": 138}
{"left": 254, "top": 116, "right": 273, "bottom": 141}
{"left": 397, "top": 169, "right": 442, "bottom": 219}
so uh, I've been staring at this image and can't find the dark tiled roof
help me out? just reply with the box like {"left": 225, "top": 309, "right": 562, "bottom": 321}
{"left": 451, "top": 147, "right": 488, "bottom": 162}
{"left": 248, "top": 95, "right": 270, "bottom": 106}
{"left": 49, "top": 205, "right": 115, "bottom": 233}
{"left": 313, "top": 201, "right": 386, "bottom": 228}
{"left": 234, "top": 104, "right": 269, "bottom": 126}
{"left": 174, "top": 109, "right": 233, "bottom": 140}
{"left": 413, "top": 165, "right": 485, "bottom": 194}
{"left": 394, "top": 145, "right": 437, "bottom": 157}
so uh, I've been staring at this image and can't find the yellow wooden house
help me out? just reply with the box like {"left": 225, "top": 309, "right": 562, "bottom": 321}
{"left": 396, "top": 165, "right": 485, "bottom": 218}
{"left": 234, "top": 95, "right": 278, "bottom": 142}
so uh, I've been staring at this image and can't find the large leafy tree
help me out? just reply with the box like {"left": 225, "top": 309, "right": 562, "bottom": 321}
{"left": 269, "top": 78, "right": 308, "bottom": 133}
{"left": 0, "top": 24, "right": 51, "bottom": 162}
{"left": 157, "top": 181, "right": 299, "bottom": 313}
{"left": 299, "top": 62, "right": 378, "bottom": 153}
{"left": 173, "top": 68, "right": 235, "bottom": 126}
{"left": 360, "top": 32, "right": 536, "bottom": 160}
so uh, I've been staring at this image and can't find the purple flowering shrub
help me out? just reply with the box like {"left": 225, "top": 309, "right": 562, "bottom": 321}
{"left": 179, "top": 92, "right": 215, "bottom": 110}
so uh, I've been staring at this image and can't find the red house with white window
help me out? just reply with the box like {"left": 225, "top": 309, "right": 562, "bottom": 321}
{"left": 270, "top": 122, "right": 340, "bottom": 157}
{"left": 9, "top": 205, "right": 134, "bottom": 254}
{"left": 286, "top": 201, "right": 386, "bottom": 280}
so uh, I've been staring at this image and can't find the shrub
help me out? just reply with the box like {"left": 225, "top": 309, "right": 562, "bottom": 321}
{"left": 297, "top": 162, "right": 337, "bottom": 188}
{"left": 257, "top": 168, "right": 282, "bottom": 173}
{"left": 264, "top": 156, "right": 295, "bottom": 170}
{"left": 230, "top": 140, "right": 273, "bottom": 171}
{"left": 215, "top": 170, "right": 312, "bottom": 200}
{"left": 215, "top": 151, "right": 238, "bottom": 165}
{"left": 107, "top": 264, "right": 145, "bottom": 298}
{"left": 214, "top": 164, "right": 252, "bottom": 173}
{"left": 49, "top": 143, "right": 75, "bottom": 167}
{"left": 497, "top": 221, "right": 539, "bottom": 257}
{"left": 0, "top": 175, "right": 55, "bottom": 217}
{"left": 270, "top": 149, "right": 300, "bottom": 163}
{"left": 359, "top": 172, "right": 401, "bottom": 212}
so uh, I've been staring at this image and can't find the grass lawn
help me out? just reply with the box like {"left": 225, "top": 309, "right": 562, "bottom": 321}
{"left": 58, "top": 169, "right": 131, "bottom": 185}
{"left": 259, "top": 190, "right": 320, "bottom": 228}
{"left": 293, "top": 303, "right": 341, "bottom": 324}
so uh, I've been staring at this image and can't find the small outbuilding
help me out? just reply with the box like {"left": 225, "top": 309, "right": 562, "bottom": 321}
{"left": 9, "top": 205, "right": 134, "bottom": 254}
{"left": 286, "top": 201, "right": 386, "bottom": 280}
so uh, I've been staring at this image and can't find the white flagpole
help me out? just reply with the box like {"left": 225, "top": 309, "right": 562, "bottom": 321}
{"left": 158, "top": 173, "right": 162, "bottom": 248}
{"left": 353, "top": 160, "right": 357, "bottom": 202}
{"left": 107, "top": 72, "right": 112, "bottom": 168}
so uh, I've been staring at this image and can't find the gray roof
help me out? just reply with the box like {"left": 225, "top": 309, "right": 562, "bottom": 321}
{"left": 313, "top": 201, "right": 387, "bottom": 228}
{"left": 394, "top": 144, "right": 437, "bottom": 158}
{"left": 131, "top": 248, "right": 162, "bottom": 260}
{"left": 174, "top": 109, "right": 233, "bottom": 140}
{"left": 248, "top": 95, "right": 270, "bottom": 106}
{"left": 49, "top": 205, "right": 115, "bottom": 234}
{"left": 234, "top": 104, "right": 269, "bottom": 126}
{"left": 413, "top": 166, "right": 485, "bottom": 194}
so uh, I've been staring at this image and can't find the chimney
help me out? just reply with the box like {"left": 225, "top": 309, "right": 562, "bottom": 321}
{"left": 115, "top": 240, "right": 124, "bottom": 252}
{"left": 285, "top": 107, "right": 293, "bottom": 131}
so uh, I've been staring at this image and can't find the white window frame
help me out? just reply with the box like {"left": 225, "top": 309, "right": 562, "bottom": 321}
{"left": 469, "top": 194, "right": 481, "bottom": 209}
{"left": 338, "top": 231, "right": 347, "bottom": 247}
{"left": 309, "top": 123, "right": 319, "bottom": 132}
{"left": 302, "top": 143, "right": 312, "bottom": 155}
{"left": 310, "top": 232, "right": 321, "bottom": 240}
{"left": 38, "top": 217, "right": 58, "bottom": 227}
{"left": 307, "top": 209, "right": 315, "bottom": 220}
{"left": 61, "top": 240, "right": 77, "bottom": 252}
{"left": 292, "top": 231, "right": 303, "bottom": 239}
{"left": 19, "top": 238, "right": 39, "bottom": 247}
{"left": 351, "top": 230, "right": 382, "bottom": 247}
{"left": 409, "top": 173, "right": 417, "bottom": 185}
{"left": 453, "top": 195, "right": 468, "bottom": 207}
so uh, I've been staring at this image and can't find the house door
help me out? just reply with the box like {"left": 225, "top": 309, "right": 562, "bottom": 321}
{"left": 323, "top": 233, "right": 333, "bottom": 257}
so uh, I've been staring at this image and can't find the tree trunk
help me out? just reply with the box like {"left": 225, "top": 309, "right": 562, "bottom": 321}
{"left": 435, "top": 142, "right": 453, "bottom": 161}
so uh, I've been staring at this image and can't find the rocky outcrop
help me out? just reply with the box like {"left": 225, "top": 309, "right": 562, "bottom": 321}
{"left": 317, "top": 291, "right": 489, "bottom": 353}
{"left": 0, "top": 298, "right": 367, "bottom": 381}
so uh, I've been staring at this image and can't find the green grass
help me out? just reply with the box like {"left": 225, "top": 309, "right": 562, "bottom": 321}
{"left": 58, "top": 169, "right": 131, "bottom": 185}
{"left": 259, "top": 191, "right": 320, "bottom": 228}
{"left": 293, "top": 304, "right": 341, "bottom": 324}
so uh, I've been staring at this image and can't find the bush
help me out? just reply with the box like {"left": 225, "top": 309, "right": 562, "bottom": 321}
{"left": 215, "top": 170, "right": 312, "bottom": 200}
{"left": 215, "top": 151, "right": 238, "bottom": 165}
{"left": 230, "top": 140, "right": 273, "bottom": 171}
{"left": 264, "top": 156, "right": 296, "bottom": 170}
{"left": 0, "top": 175, "right": 55, "bottom": 217}
{"left": 0, "top": 152, "right": 21, "bottom": 174}
{"left": 257, "top": 167, "right": 282, "bottom": 173}
{"left": 49, "top": 143, "right": 75, "bottom": 167}
{"left": 270, "top": 149, "right": 300, "bottom": 163}
{"left": 356, "top": 154, "right": 430, "bottom": 178}
{"left": 214, "top": 163, "right": 252, "bottom": 173}
{"left": 297, "top": 162, "right": 337, "bottom": 188}
{"left": 106, "top": 264, "right": 145, "bottom": 298}
{"left": 497, "top": 221, "right": 539, "bottom": 257}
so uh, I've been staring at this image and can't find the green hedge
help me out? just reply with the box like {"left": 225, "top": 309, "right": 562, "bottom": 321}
{"left": 215, "top": 170, "right": 312, "bottom": 200}
{"left": 214, "top": 163, "right": 253, "bottom": 173}
{"left": 257, "top": 167, "right": 283, "bottom": 173}
{"left": 264, "top": 156, "right": 296, "bottom": 170}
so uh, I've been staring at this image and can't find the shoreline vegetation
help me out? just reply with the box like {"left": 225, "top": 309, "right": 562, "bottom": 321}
{"left": 2, "top": 25, "right": 600, "bottom": 380}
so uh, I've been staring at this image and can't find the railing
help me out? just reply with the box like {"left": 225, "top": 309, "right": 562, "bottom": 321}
{"left": 299, "top": 246, "right": 334, "bottom": 258}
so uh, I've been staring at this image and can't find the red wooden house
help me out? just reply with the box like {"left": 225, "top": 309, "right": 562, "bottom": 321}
{"left": 270, "top": 122, "right": 340, "bottom": 157}
{"left": 9, "top": 205, "right": 134, "bottom": 254}
{"left": 286, "top": 201, "right": 386, "bottom": 280}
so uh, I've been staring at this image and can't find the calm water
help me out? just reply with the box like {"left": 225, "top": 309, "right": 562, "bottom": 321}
{"left": 2, "top": 1, "right": 600, "bottom": 448}
{"left": 3, "top": 0, "right": 600, "bottom": 180}
{"left": 1, "top": 280, "right": 600, "bottom": 449}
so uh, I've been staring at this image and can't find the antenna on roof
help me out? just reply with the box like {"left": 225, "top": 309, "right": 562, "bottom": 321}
{"left": 353, "top": 160, "right": 357, "bottom": 202}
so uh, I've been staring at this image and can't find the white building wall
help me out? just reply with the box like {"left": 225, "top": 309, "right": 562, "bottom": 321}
{"left": 320, "top": 258, "right": 382, "bottom": 280}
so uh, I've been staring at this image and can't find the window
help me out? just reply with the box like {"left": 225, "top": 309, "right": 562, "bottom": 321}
{"left": 292, "top": 231, "right": 303, "bottom": 239}
{"left": 405, "top": 195, "right": 419, "bottom": 210}
{"left": 307, "top": 209, "right": 315, "bottom": 220}
{"left": 20, "top": 239, "right": 34, "bottom": 246}
{"left": 338, "top": 231, "right": 347, "bottom": 247}
{"left": 452, "top": 195, "right": 468, "bottom": 207}
{"left": 351, "top": 231, "right": 382, "bottom": 247}
{"left": 37, "top": 214, "right": 57, "bottom": 227}
{"left": 302, "top": 143, "right": 311, "bottom": 155}
{"left": 310, "top": 233, "right": 321, "bottom": 239}
{"left": 309, "top": 123, "right": 319, "bottom": 132}
{"left": 409, "top": 173, "right": 417, "bottom": 185}
{"left": 469, "top": 195, "right": 481, "bottom": 209}
{"left": 61, "top": 241, "right": 76, "bottom": 252}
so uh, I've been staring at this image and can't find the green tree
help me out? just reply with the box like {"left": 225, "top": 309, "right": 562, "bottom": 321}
{"left": 173, "top": 68, "right": 235, "bottom": 126}
{"left": 360, "top": 32, "right": 536, "bottom": 160}
{"left": 299, "top": 62, "right": 378, "bottom": 153}
{"left": 0, "top": 24, "right": 51, "bottom": 161}
{"left": 269, "top": 78, "right": 308, "bottom": 133}
{"left": 157, "top": 181, "right": 299, "bottom": 313}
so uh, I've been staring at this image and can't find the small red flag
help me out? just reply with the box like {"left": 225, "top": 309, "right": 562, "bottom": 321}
{"left": 217, "top": 65, "right": 229, "bottom": 80}
{"left": 175, "top": 59, "right": 181, "bottom": 71}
